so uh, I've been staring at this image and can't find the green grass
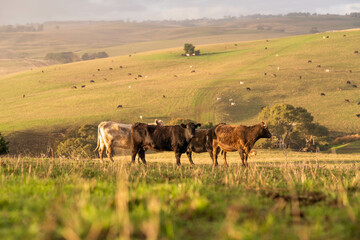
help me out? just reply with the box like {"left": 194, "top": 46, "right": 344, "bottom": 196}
{"left": 1, "top": 30, "right": 360, "bottom": 137}
{"left": 1, "top": 152, "right": 360, "bottom": 239}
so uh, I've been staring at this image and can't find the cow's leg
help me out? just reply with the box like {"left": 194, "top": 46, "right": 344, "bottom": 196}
{"left": 98, "top": 143, "right": 105, "bottom": 162}
{"left": 212, "top": 141, "right": 219, "bottom": 167}
{"left": 244, "top": 152, "right": 249, "bottom": 167}
{"left": 106, "top": 140, "right": 114, "bottom": 162}
{"left": 186, "top": 150, "right": 195, "bottom": 165}
{"left": 239, "top": 149, "right": 245, "bottom": 166}
{"left": 138, "top": 149, "right": 146, "bottom": 165}
{"left": 222, "top": 151, "right": 229, "bottom": 167}
{"left": 175, "top": 150, "right": 182, "bottom": 166}
{"left": 131, "top": 146, "right": 140, "bottom": 164}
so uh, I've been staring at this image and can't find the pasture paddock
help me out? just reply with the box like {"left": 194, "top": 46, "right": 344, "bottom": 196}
{"left": 1, "top": 151, "right": 359, "bottom": 239}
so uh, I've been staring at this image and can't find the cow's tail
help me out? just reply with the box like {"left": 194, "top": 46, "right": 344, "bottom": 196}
{"left": 94, "top": 124, "right": 102, "bottom": 152}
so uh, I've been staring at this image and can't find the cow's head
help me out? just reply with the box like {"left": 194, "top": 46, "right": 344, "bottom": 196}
{"left": 260, "top": 122, "right": 272, "bottom": 138}
{"left": 181, "top": 122, "right": 201, "bottom": 140}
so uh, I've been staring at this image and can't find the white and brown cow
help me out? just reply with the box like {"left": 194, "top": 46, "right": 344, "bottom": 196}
{"left": 95, "top": 120, "right": 163, "bottom": 162}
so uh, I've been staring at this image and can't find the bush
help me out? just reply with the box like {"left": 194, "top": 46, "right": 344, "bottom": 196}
{"left": 81, "top": 52, "right": 109, "bottom": 61}
{"left": 56, "top": 125, "right": 97, "bottom": 159}
{"left": 45, "top": 52, "right": 79, "bottom": 63}
{"left": 0, "top": 133, "right": 9, "bottom": 155}
{"left": 184, "top": 43, "right": 195, "bottom": 55}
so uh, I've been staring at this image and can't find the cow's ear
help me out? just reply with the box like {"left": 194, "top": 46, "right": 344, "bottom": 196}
{"left": 180, "top": 123, "right": 186, "bottom": 128}
{"left": 196, "top": 123, "right": 201, "bottom": 128}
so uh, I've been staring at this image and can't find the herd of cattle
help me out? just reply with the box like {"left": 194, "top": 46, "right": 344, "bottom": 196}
{"left": 95, "top": 120, "right": 271, "bottom": 167}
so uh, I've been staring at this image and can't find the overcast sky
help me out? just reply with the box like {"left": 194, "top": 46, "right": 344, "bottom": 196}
{"left": 0, "top": 0, "right": 360, "bottom": 25}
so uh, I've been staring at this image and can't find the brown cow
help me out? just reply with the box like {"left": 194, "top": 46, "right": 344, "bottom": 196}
{"left": 212, "top": 122, "right": 271, "bottom": 167}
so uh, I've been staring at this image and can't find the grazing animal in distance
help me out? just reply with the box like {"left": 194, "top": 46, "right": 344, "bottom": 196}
{"left": 353, "top": 85, "right": 358, "bottom": 88}
{"left": 128, "top": 73, "right": 132, "bottom": 76}
{"left": 358, "top": 102, "right": 360, "bottom": 105}
{"left": 299, "top": 76, "right": 302, "bottom": 79}
{"left": 109, "top": 68, "right": 113, "bottom": 70}
{"left": 23, "top": 94, "right": 25, "bottom": 98}
{"left": 71, "top": 86, "right": 77, "bottom": 89}
{"left": 308, "top": 60, "right": 312, "bottom": 63}
{"left": 343, "top": 34, "right": 346, "bottom": 37}
{"left": 81, "top": 85, "right": 86, "bottom": 88}
{"left": 98, "top": 69, "right": 100, "bottom": 71}
{"left": 212, "top": 122, "right": 271, "bottom": 167}
{"left": 231, "top": 102, "right": 236, "bottom": 106}
{"left": 354, "top": 51, "right": 359, "bottom": 54}
{"left": 347, "top": 81, "right": 351, "bottom": 84}
{"left": 271, "top": 73, "right": 277, "bottom": 77}
{"left": 349, "top": 70, "right": 352, "bottom": 73}
{"left": 163, "top": 95, "right": 166, "bottom": 98}
{"left": 174, "top": 75, "right": 178, "bottom": 77}
{"left": 317, "top": 65, "right": 321, "bottom": 68}
{"left": 345, "top": 99, "right": 350, "bottom": 103}
{"left": 191, "top": 70, "right": 196, "bottom": 73}
{"left": 264, "top": 73, "right": 267, "bottom": 76}
{"left": 120, "top": 66, "right": 123, "bottom": 68}
{"left": 246, "top": 87, "right": 251, "bottom": 91}
{"left": 265, "top": 47, "right": 267, "bottom": 50}
{"left": 90, "top": 80, "right": 95, "bottom": 83}
{"left": 216, "top": 97, "right": 221, "bottom": 101}
{"left": 104, "top": 78, "right": 107, "bottom": 80}
{"left": 356, "top": 114, "right": 360, "bottom": 118}
{"left": 321, "top": 93, "right": 325, "bottom": 96}
{"left": 131, "top": 122, "right": 201, "bottom": 165}
{"left": 117, "top": 105, "right": 123, "bottom": 108}
{"left": 138, "top": 74, "right": 142, "bottom": 77}
{"left": 337, "top": 87, "right": 342, "bottom": 91}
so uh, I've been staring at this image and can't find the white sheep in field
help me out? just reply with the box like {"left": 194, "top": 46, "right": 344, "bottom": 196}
{"left": 231, "top": 102, "right": 236, "bottom": 106}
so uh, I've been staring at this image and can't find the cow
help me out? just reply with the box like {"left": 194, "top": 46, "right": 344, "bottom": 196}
{"left": 321, "top": 93, "right": 325, "bottom": 96}
{"left": 90, "top": 80, "right": 95, "bottom": 83}
{"left": 353, "top": 85, "right": 358, "bottom": 88}
{"left": 95, "top": 120, "right": 163, "bottom": 162}
{"left": 347, "top": 80, "right": 351, "bottom": 84}
{"left": 246, "top": 87, "right": 251, "bottom": 91}
{"left": 345, "top": 99, "right": 350, "bottom": 103}
{"left": 131, "top": 122, "right": 201, "bottom": 165}
{"left": 186, "top": 126, "right": 222, "bottom": 164}
{"left": 109, "top": 68, "right": 113, "bottom": 70}
{"left": 212, "top": 122, "right": 271, "bottom": 167}
{"left": 308, "top": 60, "right": 312, "bottom": 63}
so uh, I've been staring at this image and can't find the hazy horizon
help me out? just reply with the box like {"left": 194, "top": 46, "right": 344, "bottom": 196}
{"left": 0, "top": 0, "right": 359, "bottom": 25}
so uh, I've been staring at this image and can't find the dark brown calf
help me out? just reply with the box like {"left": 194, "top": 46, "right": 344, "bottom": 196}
{"left": 212, "top": 122, "right": 271, "bottom": 167}
{"left": 186, "top": 126, "right": 222, "bottom": 164}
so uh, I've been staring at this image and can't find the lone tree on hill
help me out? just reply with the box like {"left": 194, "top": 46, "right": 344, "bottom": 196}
{"left": 259, "top": 104, "right": 328, "bottom": 150}
{"left": 184, "top": 43, "right": 195, "bottom": 55}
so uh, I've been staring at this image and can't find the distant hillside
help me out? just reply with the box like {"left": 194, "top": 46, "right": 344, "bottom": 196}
{"left": 1, "top": 14, "right": 360, "bottom": 76}
{"left": 1, "top": 30, "right": 360, "bottom": 153}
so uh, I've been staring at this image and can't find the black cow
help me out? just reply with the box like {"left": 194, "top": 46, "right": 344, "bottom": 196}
{"left": 321, "top": 93, "right": 325, "bottom": 96}
{"left": 186, "top": 126, "right": 222, "bottom": 164}
{"left": 131, "top": 122, "right": 201, "bottom": 165}
{"left": 347, "top": 80, "right": 351, "bottom": 84}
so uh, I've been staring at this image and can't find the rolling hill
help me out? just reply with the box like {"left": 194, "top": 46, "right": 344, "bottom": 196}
{"left": 1, "top": 29, "right": 360, "bottom": 153}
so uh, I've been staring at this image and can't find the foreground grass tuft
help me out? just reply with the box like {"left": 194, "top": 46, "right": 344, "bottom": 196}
{"left": 0, "top": 153, "right": 360, "bottom": 239}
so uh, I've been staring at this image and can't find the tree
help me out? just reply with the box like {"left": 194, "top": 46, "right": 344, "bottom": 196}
{"left": 258, "top": 104, "right": 328, "bottom": 150}
{"left": 56, "top": 125, "right": 97, "bottom": 159}
{"left": 0, "top": 133, "right": 9, "bottom": 155}
{"left": 184, "top": 43, "right": 195, "bottom": 55}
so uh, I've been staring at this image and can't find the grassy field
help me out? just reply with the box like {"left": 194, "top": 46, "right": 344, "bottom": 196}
{"left": 1, "top": 15, "right": 359, "bottom": 76}
{"left": 1, "top": 151, "right": 359, "bottom": 239}
{"left": 1, "top": 30, "right": 360, "bottom": 136}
